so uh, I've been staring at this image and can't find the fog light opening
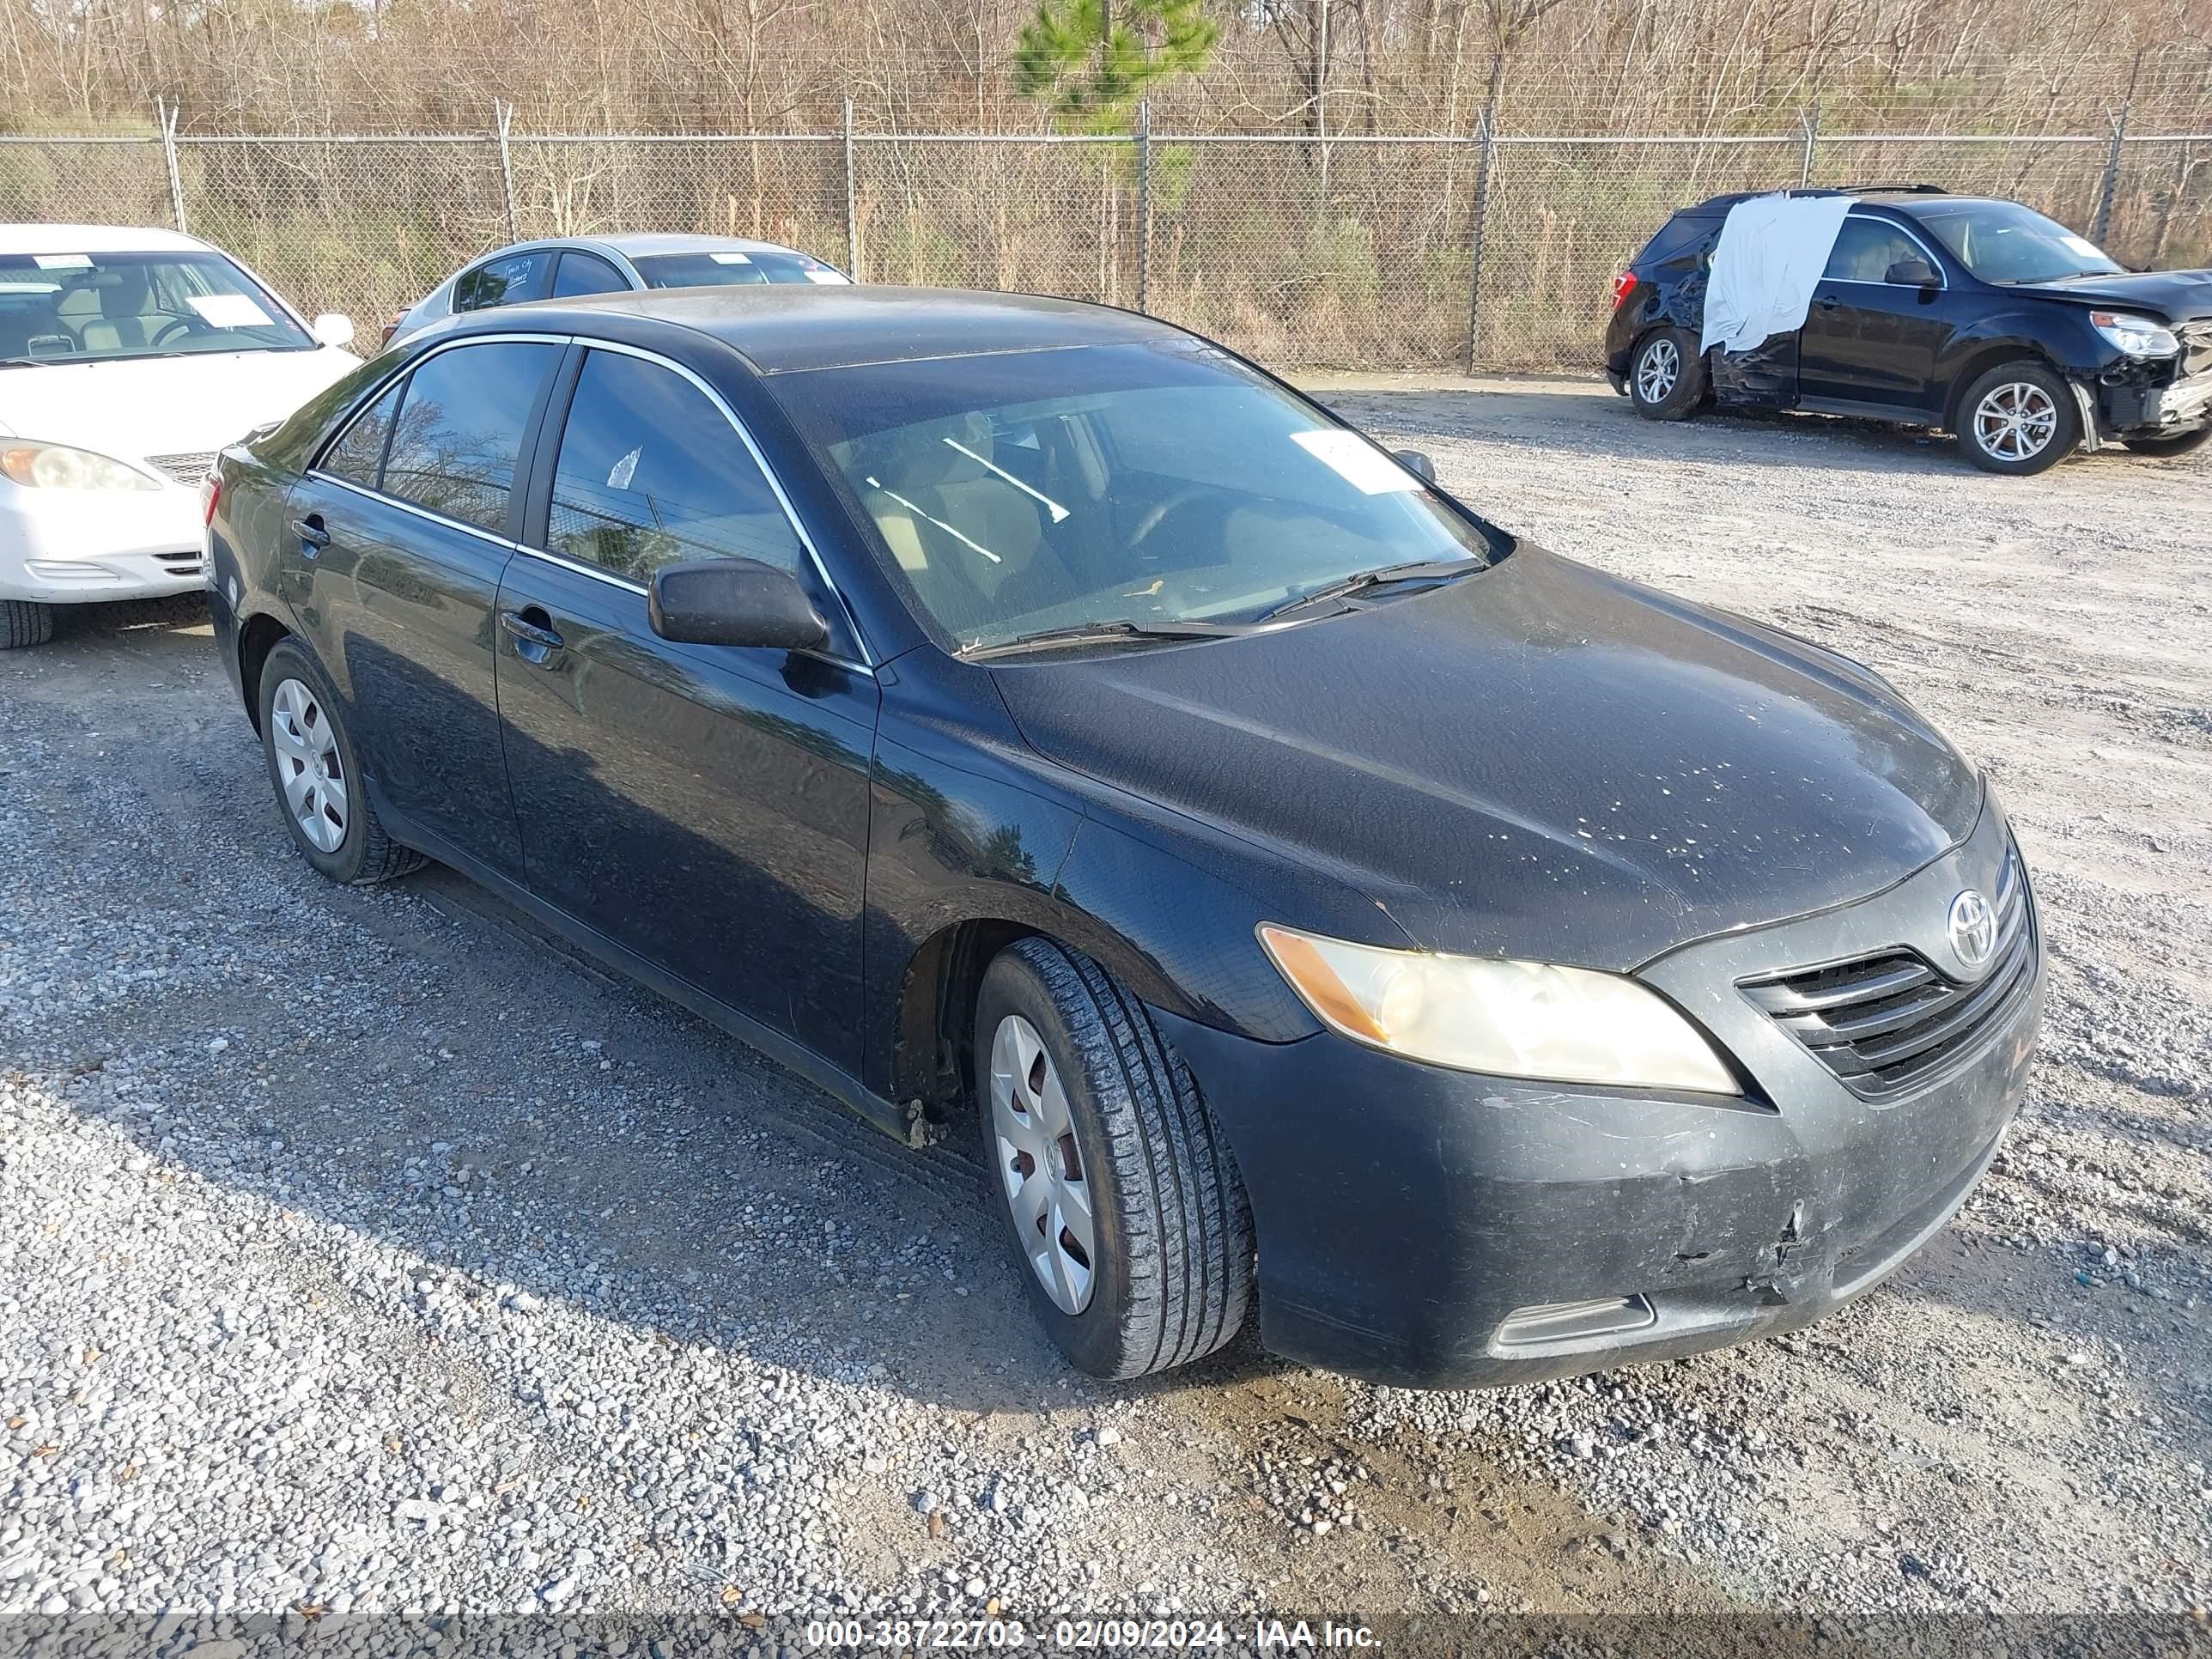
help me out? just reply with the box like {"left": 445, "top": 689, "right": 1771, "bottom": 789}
{"left": 1494, "top": 1295, "right": 1658, "bottom": 1350}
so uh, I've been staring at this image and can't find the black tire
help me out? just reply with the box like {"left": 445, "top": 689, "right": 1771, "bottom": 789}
{"left": 2122, "top": 427, "right": 2210, "bottom": 459}
{"left": 2, "top": 599, "right": 55, "bottom": 649}
{"left": 1955, "top": 359, "right": 2077, "bottom": 476}
{"left": 974, "top": 937, "right": 1253, "bottom": 1379}
{"left": 256, "top": 638, "right": 423, "bottom": 885}
{"left": 1628, "top": 326, "right": 1706, "bottom": 421}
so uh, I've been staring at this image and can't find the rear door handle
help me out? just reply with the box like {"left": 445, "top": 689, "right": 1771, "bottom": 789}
{"left": 1814, "top": 294, "right": 1843, "bottom": 310}
{"left": 499, "top": 607, "right": 564, "bottom": 660}
{"left": 292, "top": 514, "right": 330, "bottom": 555}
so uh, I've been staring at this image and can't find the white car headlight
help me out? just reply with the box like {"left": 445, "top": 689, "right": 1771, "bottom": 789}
{"left": 1259, "top": 924, "right": 1739, "bottom": 1095}
{"left": 2089, "top": 311, "right": 2179, "bottom": 359}
{"left": 0, "top": 441, "right": 161, "bottom": 491}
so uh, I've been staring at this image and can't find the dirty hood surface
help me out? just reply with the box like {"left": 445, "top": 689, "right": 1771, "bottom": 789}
{"left": 993, "top": 546, "right": 1984, "bottom": 971}
{"left": 2021, "top": 266, "right": 2212, "bottom": 322}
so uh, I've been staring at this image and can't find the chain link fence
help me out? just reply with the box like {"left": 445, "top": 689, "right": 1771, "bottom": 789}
{"left": 3, "top": 118, "right": 2206, "bottom": 370}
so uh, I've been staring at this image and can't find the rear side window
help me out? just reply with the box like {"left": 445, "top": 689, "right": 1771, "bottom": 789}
{"left": 321, "top": 380, "right": 403, "bottom": 488}
{"left": 454, "top": 252, "right": 550, "bottom": 313}
{"left": 546, "top": 349, "right": 807, "bottom": 583}
{"left": 380, "top": 341, "right": 561, "bottom": 534}
{"left": 551, "top": 251, "right": 629, "bottom": 298}
{"left": 1633, "top": 213, "right": 1716, "bottom": 268}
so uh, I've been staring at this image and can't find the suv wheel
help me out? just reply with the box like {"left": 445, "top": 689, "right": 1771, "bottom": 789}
{"left": 2, "top": 599, "right": 55, "bottom": 650}
{"left": 257, "top": 639, "right": 424, "bottom": 884}
{"left": 2122, "top": 427, "right": 2210, "bottom": 459}
{"left": 1958, "top": 361, "right": 2077, "bottom": 475}
{"left": 974, "top": 937, "right": 1253, "bottom": 1379}
{"left": 1629, "top": 327, "right": 1706, "bottom": 421}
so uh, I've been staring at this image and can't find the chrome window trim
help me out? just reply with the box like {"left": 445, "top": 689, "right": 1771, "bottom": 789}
{"left": 557, "top": 335, "right": 875, "bottom": 668}
{"left": 1821, "top": 211, "right": 1950, "bottom": 290}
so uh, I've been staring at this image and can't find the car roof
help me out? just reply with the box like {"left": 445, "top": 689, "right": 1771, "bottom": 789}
{"left": 476, "top": 233, "right": 817, "bottom": 263}
{"left": 498, "top": 284, "right": 1177, "bottom": 375}
{"left": 1675, "top": 186, "right": 1972, "bottom": 221}
{"left": 0, "top": 222, "right": 212, "bottom": 255}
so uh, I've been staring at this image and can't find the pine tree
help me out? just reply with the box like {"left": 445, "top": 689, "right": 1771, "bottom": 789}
{"left": 1013, "top": 0, "right": 1218, "bottom": 133}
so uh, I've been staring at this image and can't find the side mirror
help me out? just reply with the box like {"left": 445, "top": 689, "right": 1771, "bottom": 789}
{"left": 648, "top": 557, "right": 829, "bottom": 653}
{"left": 311, "top": 313, "right": 357, "bottom": 348}
{"left": 1393, "top": 447, "right": 1437, "bottom": 483}
{"left": 1884, "top": 258, "right": 1939, "bottom": 289}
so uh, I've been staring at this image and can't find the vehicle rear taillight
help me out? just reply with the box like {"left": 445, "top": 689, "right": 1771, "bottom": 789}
{"left": 202, "top": 476, "right": 221, "bottom": 527}
{"left": 1612, "top": 271, "right": 1639, "bottom": 309}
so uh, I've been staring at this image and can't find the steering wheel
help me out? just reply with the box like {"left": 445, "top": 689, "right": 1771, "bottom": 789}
{"left": 149, "top": 317, "right": 199, "bottom": 347}
{"left": 1127, "top": 485, "right": 1220, "bottom": 554}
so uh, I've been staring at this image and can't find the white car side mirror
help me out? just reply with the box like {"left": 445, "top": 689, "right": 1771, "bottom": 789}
{"left": 311, "top": 313, "right": 357, "bottom": 349}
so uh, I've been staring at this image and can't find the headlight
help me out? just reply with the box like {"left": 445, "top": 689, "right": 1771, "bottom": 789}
{"left": 2089, "top": 311, "right": 2179, "bottom": 359}
{"left": 1259, "top": 924, "right": 1739, "bottom": 1094}
{"left": 0, "top": 441, "right": 161, "bottom": 491}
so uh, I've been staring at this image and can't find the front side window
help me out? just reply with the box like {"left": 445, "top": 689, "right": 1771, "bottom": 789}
{"left": 551, "top": 252, "right": 629, "bottom": 298}
{"left": 1915, "top": 202, "right": 2124, "bottom": 285}
{"left": 321, "top": 380, "right": 404, "bottom": 488}
{"left": 781, "top": 341, "right": 1499, "bottom": 650}
{"left": 630, "top": 250, "right": 848, "bottom": 289}
{"left": 454, "top": 252, "right": 550, "bottom": 313}
{"left": 380, "top": 342, "right": 561, "bottom": 533}
{"left": 1823, "top": 216, "right": 1931, "bottom": 283}
{"left": 547, "top": 349, "right": 808, "bottom": 584}
{"left": 0, "top": 250, "right": 312, "bottom": 366}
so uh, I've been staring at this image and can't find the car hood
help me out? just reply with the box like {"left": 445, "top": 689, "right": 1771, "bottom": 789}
{"left": 992, "top": 547, "right": 1984, "bottom": 972}
{"left": 0, "top": 347, "right": 361, "bottom": 459}
{"left": 2021, "top": 267, "right": 2212, "bottom": 321}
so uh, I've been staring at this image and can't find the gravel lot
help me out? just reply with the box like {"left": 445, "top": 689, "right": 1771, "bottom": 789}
{"left": 3, "top": 383, "right": 2208, "bottom": 1644}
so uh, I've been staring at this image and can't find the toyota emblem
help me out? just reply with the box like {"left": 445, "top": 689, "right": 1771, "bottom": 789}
{"left": 1947, "top": 889, "right": 1997, "bottom": 970}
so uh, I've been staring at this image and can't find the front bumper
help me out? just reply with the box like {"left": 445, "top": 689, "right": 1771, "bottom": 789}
{"left": 2096, "top": 368, "right": 2212, "bottom": 437}
{"left": 0, "top": 479, "right": 207, "bottom": 603}
{"left": 1162, "top": 801, "right": 2042, "bottom": 1389}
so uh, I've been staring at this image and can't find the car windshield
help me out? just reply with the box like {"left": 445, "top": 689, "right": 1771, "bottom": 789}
{"left": 630, "top": 250, "right": 848, "bottom": 289}
{"left": 1915, "top": 202, "right": 2125, "bottom": 284}
{"left": 0, "top": 249, "right": 313, "bottom": 365}
{"left": 781, "top": 340, "right": 1502, "bottom": 651}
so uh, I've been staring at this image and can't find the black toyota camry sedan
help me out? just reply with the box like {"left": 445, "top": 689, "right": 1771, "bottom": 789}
{"left": 206, "top": 287, "right": 2044, "bottom": 1388}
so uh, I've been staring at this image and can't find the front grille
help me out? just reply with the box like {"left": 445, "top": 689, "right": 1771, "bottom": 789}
{"left": 145, "top": 451, "right": 217, "bottom": 488}
{"left": 2179, "top": 321, "right": 2212, "bottom": 380}
{"left": 1741, "top": 850, "right": 2035, "bottom": 1099}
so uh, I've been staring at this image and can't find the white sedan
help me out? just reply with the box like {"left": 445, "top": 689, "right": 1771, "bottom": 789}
{"left": 0, "top": 224, "right": 362, "bottom": 648}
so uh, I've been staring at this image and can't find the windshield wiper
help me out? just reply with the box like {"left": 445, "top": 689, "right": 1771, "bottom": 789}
{"left": 1251, "top": 557, "right": 1480, "bottom": 623}
{"left": 960, "top": 617, "right": 1249, "bottom": 660}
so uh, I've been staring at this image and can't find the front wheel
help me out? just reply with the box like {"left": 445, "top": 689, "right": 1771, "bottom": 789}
{"left": 975, "top": 937, "right": 1253, "bottom": 1379}
{"left": 1957, "top": 361, "right": 2077, "bottom": 475}
{"left": 1, "top": 599, "right": 55, "bottom": 649}
{"left": 2122, "top": 427, "right": 2210, "bottom": 459}
{"left": 257, "top": 639, "right": 423, "bottom": 885}
{"left": 1629, "top": 327, "right": 1706, "bottom": 421}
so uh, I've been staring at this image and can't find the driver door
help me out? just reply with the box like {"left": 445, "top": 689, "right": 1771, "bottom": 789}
{"left": 1797, "top": 215, "right": 1962, "bottom": 416}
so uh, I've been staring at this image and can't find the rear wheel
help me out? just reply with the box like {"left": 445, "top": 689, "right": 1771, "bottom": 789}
{"left": 975, "top": 937, "right": 1252, "bottom": 1379}
{"left": 2122, "top": 427, "right": 2210, "bottom": 459}
{"left": 257, "top": 639, "right": 423, "bottom": 885}
{"left": 1629, "top": 327, "right": 1706, "bottom": 422}
{"left": 1, "top": 599, "right": 55, "bottom": 650}
{"left": 1957, "top": 361, "right": 2076, "bottom": 475}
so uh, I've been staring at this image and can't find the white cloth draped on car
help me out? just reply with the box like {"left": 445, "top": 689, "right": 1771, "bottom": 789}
{"left": 1698, "top": 192, "right": 1856, "bottom": 357}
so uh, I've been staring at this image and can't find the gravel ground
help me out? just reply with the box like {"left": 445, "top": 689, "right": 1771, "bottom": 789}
{"left": 2, "top": 385, "right": 2209, "bottom": 1646}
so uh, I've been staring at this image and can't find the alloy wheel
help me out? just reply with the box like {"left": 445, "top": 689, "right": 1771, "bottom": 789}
{"left": 1972, "top": 381, "right": 2059, "bottom": 463}
{"left": 269, "top": 677, "right": 348, "bottom": 854}
{"left": 1636, "top": 337, "right": 1680, "bottom": 404}
{"left": 989, "top": 1012, "right": 1096, "bottom": 1316}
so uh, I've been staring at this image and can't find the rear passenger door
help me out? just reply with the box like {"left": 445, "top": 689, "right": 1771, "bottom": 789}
{"left": 289, "top": 336, "right": 563, "bottom": 875}
{"left": 494, "top": 343, "right": 879, "bottom": 1070}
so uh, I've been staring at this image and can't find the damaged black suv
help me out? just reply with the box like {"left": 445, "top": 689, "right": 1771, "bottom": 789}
{"left": 1603, "top": 185, "right": 2212, "bottom": 474}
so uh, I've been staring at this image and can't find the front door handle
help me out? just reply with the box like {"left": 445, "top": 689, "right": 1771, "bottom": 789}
{"left": 499, "top": 607, "right": 565, "bottom": 662}
{"left": 1814, "top": 294, "right": 1843, "bottom": 310}
{"left": 292, "top": 514, "right": 330, "bottom": 555}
